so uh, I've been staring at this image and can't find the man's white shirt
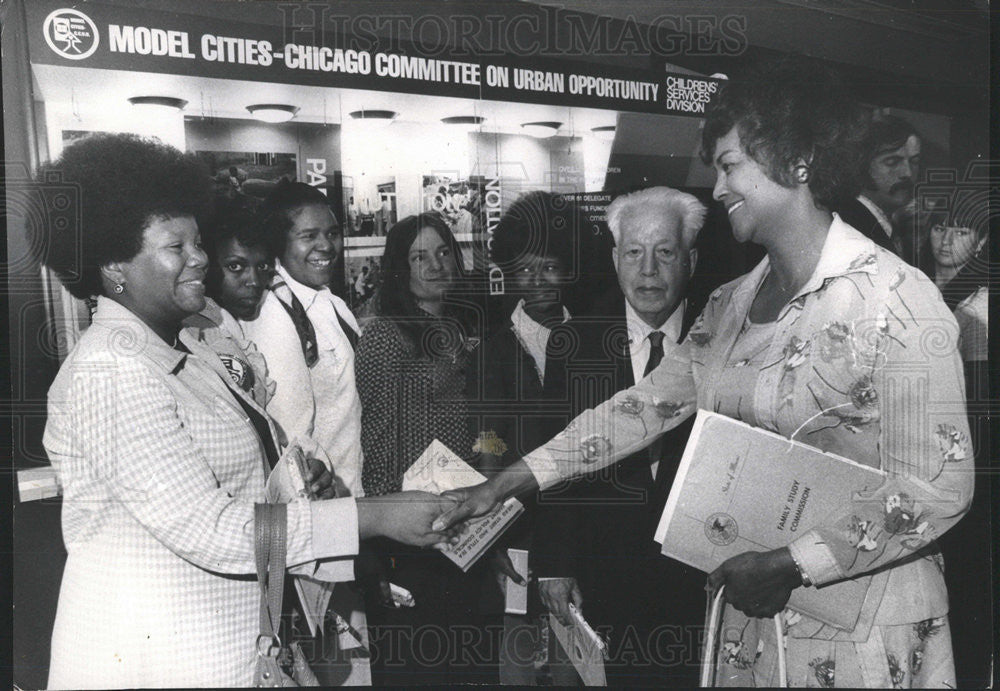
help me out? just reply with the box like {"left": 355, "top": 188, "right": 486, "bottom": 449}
{"left": 624, "top": 299, "right": 685, "bottom": 479}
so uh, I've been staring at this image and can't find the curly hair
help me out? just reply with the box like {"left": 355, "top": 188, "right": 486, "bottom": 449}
{"left": 491, "top": 191, "right": 579, "bottom": 272}
{"left": 491, "top": 190, "right": 611, "bottom": 316}
{"left": 35, "top": 133, "right": 212, "bottom": 299}
{"left": 256, "top": 179, "right": 337, "bottom": 260}
{"left": 201, "top": 194, "right": 271, "bottom": 298}
{"left": 700, "top": 57, "right": 867, "bottom": 209}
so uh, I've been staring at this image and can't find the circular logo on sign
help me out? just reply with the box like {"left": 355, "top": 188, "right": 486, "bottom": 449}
{"left": 43, "top": 9, "right": 100, "bottom": 60}
{"left": 705, "top": 513, "right": 738, "bottom": 546}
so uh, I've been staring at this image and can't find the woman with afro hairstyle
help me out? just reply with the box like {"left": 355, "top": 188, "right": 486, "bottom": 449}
{"left": 36, "top": 133, "right": 460, "bottom": 688}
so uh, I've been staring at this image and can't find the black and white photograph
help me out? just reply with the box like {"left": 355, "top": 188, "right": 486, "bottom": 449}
{"left": 195, "top": 149, "right": 298, "bottom": 198}
{"left": 4, "top": 1, "right": 993, "bottom": 688}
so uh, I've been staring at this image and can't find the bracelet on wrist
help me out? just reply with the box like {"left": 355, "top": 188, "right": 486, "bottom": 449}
{"left": 789, "top": 551, "right": 812, "bottom": 587}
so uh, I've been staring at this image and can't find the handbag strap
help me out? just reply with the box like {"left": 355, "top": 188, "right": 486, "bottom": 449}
{"left": 701, "top": 586, "right": 726, "bottom": 687}
{"left": 700, "top": 585, "right": 787, "bottom": 688}
{"left": 256, "top": 503, "right": 288, "bottom": 647}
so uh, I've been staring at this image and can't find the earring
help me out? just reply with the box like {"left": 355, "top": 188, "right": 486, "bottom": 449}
{"left": 113, "top": 282, "right": 125, "bottom": 295}
{"left": 794, "top": 165, "right": 810, "bottom": 184}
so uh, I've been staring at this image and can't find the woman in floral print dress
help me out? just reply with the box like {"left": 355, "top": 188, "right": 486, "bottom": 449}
{"left": 438, "top": 58, "right": 972, "bottom": 689}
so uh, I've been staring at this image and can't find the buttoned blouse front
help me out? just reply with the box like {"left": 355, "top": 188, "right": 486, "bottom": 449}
{"left": 44, "top": 298, "right": 359, "bottom": 689}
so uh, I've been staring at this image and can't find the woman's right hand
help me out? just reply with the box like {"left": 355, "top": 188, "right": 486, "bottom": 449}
{"left": 358, "top": 491, "right": 464, "bottom": 546}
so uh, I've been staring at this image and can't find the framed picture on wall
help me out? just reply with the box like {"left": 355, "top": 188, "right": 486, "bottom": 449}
{"left": 194, "top": 150, "right": 296, "bottom": 200}
{"left": 343, "top": 245, "right": 384, "bottom": 325}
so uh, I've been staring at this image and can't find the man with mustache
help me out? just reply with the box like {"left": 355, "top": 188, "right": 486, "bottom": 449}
{"left": 532, "top": 186, "right": 708, "bottom": 686}
{"left": 838, "top": 114, "right": 922, "bottom": 260}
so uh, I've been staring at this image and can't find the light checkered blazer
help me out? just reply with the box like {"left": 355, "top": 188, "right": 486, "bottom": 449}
{"left": 44, "top": 298, "right": 358, "bottom": 688}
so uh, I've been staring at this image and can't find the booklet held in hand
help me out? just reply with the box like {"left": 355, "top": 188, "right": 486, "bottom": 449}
{"left": 404, "top": 439, "right": 523, "bottom": 571}
{"left": 655, "top": 410, "right": 886, "bottom": 631}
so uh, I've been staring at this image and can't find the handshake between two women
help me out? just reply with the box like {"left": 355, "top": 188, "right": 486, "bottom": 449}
{"left": 355, "top": 491, "right": 472, "bottom": 548}
{"left": 298, "top": 451, "right": 474, "bottom": 548}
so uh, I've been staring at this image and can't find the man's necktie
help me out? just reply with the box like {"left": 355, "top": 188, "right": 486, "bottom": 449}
{"left": 231, "top": 389, "right": 281, "bottom": 470}
{"left": 644, "top": 330, "right": 665, "bottom": 377}
{"left": 644, "top": 331, "right": 667, "bottom": 480}
{"left": 175, "top": 342, "right": 281, "bottom": 470}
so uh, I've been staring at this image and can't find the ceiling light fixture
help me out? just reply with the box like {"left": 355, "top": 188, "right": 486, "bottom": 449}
{"left": 520, "top": 121, "right": 561, "bottom": 138}
{"left": 441, "top": 115, "right": 485, "bottom": 131}
{"left": 348, "top": 109, "right": 397, "bottom": 129}
{"left": 246, "top": 104, "right": 299, "bottom": 123}
{"left": 127, "top": 96, "right": 188, "bottom": 113}
{"left": 590, "top": 125, "right": 616, "bottom": 142}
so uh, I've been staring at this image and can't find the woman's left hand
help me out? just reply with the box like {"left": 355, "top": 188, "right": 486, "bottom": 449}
{"left": 305, "top": 457, "right": 338, "bottom": 499}
{"left": 707, "top": 548, "right": 802, "bottom": 618}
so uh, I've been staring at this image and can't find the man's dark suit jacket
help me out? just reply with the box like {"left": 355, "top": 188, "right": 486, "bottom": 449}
{"left": 529, "top": 288, "right": 705, "bottom": 686}
{"left": 476, "top": 311, "right": 588, "bottom": 570}
{"left": 837, "top": 195, "right": 901, "bottom": 256}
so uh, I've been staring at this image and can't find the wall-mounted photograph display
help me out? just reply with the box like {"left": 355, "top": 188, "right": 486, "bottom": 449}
{"left": 344, "top": 251, "right": 383, "bottom": 324}
{"left": 194, "top": 150, "right": 296, "bottom": 198}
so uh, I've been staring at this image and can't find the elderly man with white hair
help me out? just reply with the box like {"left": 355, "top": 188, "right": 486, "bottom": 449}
{"left": 531, "top": 186, "right": 712, "bottom": 687}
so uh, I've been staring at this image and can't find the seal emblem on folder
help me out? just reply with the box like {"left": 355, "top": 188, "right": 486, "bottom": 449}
{"left": 705, "top": 513, "right": 738, "bottom": 546}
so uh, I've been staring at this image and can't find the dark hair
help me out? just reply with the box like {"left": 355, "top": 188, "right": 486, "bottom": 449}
{"left": 926, "top": 201, "right": 989, "bottom": 240}
{"left": 34, "top": 133, "right": 212, "bottom": 298}
{"left": 918, "top": 193, "right": 991, "bottom": 269}
{"left": 865, "top": 114, "right": 920, "bottom": 158}
{"left": 920, "top": 200, "right": 990, "bottom": 308}
{"left": 202, "top": 194, "right": 271, "bottom": 297}
{"left": 491, "top": 191, "right": 577, "bottom": 272}
{"left": 491, "top": 190, "right": 609, "bottom": 316}
{"left": 378, "top": 213, "right": 467, "bottom": 351}
{"left": 860, "top": 114, "right": 921, "bottom": 187}
{"left": 204, "top": 195, "right": 267, "bottom": 255}
{"left": 700, "top": 57, "right": 867, "bottom": 209}
{"left": 257, "top": 179, "right": 337, "bottom": 259}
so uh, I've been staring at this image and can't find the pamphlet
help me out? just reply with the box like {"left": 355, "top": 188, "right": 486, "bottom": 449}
{"left": 655, "top": 410, "right": 885, "bottom": 631}
{"left": 403, "top": 439, "right": 524, "bottom": 572}
{"left": 550, "top": 604, "right": 608, "bottom": 686}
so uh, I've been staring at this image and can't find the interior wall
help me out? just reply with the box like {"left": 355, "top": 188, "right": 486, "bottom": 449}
{"left": 184, "top": 118, "right": 342, "bottom": 186}
{"left": 341, "top": 120, "right": 469, "bottom": 220}
{"left": 468, "top": 132, "right": 571, "bottom": 208}
{"left": 45, "top": 100, "right": 186, "bottom": 160}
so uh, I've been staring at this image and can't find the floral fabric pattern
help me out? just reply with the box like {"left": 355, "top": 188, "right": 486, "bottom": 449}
{"left": 524, "top": 217, "right": 969, "bottom": 688}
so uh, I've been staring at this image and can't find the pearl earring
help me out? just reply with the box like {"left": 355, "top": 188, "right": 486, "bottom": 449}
{"left": 794, "top": 165, "right": 810, "bottom": 184}
{"left": 113, "top": 282, "right": 125, "bottom": 295}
